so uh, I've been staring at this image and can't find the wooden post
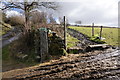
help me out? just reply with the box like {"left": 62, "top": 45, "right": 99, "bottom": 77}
{"left": 92, "top": 23, "right": 94, "bottom": 36}
{"left": 64, "top": 16, "right": 67, "bottom": 50}
{"left": 100, "top": 26, "right": 103, "bottom": 40}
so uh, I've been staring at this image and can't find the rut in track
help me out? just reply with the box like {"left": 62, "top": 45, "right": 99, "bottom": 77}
{"left": 67, "top": 28, "right": 97, "bottom": 47}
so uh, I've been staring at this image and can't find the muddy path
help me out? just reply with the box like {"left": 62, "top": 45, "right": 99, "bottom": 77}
{"left": 1, "top": 33, "right": 21, "bottom": 48}
{"left": 2, "top": 48, "right": 120, "bottom": 80}
{"left": 67, "top": 28, "right": 97, "bottom": 47}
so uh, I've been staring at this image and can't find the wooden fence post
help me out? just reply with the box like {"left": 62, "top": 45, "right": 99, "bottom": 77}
{"left": 64, "top": 16, "right": 67, "bottom": 50}
{"left": 100, "top": 26, "right": 103, "bottom": 40}
{"left": 92, "top": 23, "right": 94, "bottom": 36}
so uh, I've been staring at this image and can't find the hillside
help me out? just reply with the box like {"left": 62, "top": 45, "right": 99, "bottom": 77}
{"left": 0, "top": 21, "right": 12, "bottom": 36}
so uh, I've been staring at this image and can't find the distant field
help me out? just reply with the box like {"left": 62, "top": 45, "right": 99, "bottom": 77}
{"left": 68, "top": 26, "right": 120, "bottom": 46}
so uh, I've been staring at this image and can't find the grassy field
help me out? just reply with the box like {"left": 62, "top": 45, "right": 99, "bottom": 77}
{"left": 68, "top": 26, "right": 120, "bottom": 46}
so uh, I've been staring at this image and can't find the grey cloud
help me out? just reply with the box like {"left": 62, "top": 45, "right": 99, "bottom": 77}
{"left": 55, "top": 1, "right": 118, "bottom": 27}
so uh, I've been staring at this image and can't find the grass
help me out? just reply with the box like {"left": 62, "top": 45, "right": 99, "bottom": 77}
{"left": 2, "top": 41, "right": 39, "bottom": 72}
{"left": 0, "top": 22, "right": 11, "bottom": 36}
{"left": 67, "top": 33, "right": 79, "bottom": 48}
{"left": 68, "top": 26, "right": 120, "bottom": 46}
{"left": 2, "top": 45, "right": 10, "bottom": 61}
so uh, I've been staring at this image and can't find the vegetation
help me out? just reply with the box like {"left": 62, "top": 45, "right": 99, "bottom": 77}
{"left": 2, "top": 45, "right": 10, "bottom": 61}
{"left": 49, "top": 34, "right": 65, "bottom": 55}
{"left": 68, "top": 26, "right": 120, "bottom": 46}
{"left": 67, "top": 33, "right": 79, "bottom": 48}
{"left": 1, "top": 1, "right": 59, "bottom": 67}
{"left": 1, "top": 1, "right": 58, "bottom": 31}
{"left": 90, "top": 35, "right": 106, "bottom": 44}
{"left": 0, "top": 22, "right": 11, "bottom": 36}
{"left": 4, "top": 15, "right": 25, "bottom": 27}
{"left": 2, "top": 40, "right": 39, "bottom": 66}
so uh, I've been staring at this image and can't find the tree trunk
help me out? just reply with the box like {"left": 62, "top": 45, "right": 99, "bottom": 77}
{"left": 24, "top": 2, "right": 30, "bottom": 33}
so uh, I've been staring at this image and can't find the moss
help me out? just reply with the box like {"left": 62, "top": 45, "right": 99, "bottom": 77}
{"left": 49, "top": 35, "right": 65, "bottom": 55}
{"left": 67, "top": 49, "right": 80, "bottom": 54}
{"left": 90, "top": 36, "right": 106, "bottom": 44}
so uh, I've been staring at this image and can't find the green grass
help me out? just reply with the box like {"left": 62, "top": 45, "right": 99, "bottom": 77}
{"left": 2, "top": 41, "right": 39, "bottom": 67}
{"left": 67, "top": 33, "right": 79, "bottom": 48}
{"left": 0, "top": 22, "right": 11, "bottom": 36}
{"left": 2, "top": 45, "right": 10, "bottom": 60}
{"left": 2, "top": 43, "right": 39, "bottom": 72}
{"left": 68, "top": 26, "right": 120, "bottom": 46}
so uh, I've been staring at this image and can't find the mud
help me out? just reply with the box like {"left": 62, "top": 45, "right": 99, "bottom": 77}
{"left": 2, "top": 48, "right": 120, "bottom": 80}
{"left": 2, "top": 28, "right": 120, "bottom": 80}
{"left": 67, "top": 28, "right": 97, "bottom": 48}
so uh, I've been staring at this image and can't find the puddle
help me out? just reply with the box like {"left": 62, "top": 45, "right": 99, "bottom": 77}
{"left": 88, "top": 50, "right": 120, "bottom": 62}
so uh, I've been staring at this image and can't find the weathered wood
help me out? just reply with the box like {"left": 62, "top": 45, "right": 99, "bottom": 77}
{"left": 100, "top": 26, "right": 103, "bottom": 40}
{"left": 68, "top": 47, "right": 83, "bottom": 50}
{"left": 89, "top": 44, "right": 108, "bottom": 48}
{"left": 92, "top": 23, "right": 94, "bottom": 36}
{"left": 64, "top": 16, "right": 67, "bottom": 50}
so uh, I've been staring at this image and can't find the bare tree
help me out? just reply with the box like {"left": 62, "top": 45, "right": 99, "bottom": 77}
{"left": 29, "top": 10, "right": 47, "bottom": 28}
{"left": 49, "top": 14, "right": 56, "bottom": 24}
{"left": 66, "top": 18, "right": 70, "bottom": 26}
{"left": 59, "top": 17, "right": 64, "bottom": 25}
{"left": 59, "top": 16, "right": 69, "bottom": 26}
{"left": 1, "top": 1, "right": 59, "bottom": 32}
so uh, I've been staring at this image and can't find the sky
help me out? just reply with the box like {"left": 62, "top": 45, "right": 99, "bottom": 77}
{"left": 56, "top": 0, "right": 119, "bottom": 27}
{"left": 3, "top": 0, "right": 120, "bottom": 27}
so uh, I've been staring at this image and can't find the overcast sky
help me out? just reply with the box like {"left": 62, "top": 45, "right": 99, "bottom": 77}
{"left": 4, "top": 0, "right": 120, "bottom": 27}
{"left": 55, "top": 0, "right": 119, "bottom": 27}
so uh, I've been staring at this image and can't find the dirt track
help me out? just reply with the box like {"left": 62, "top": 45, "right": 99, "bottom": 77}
{"left": 67, "top": 28, "right": 97, "bottom": 46}
{"left": 2, "top": 48, "right": 120, "bottom": 80}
